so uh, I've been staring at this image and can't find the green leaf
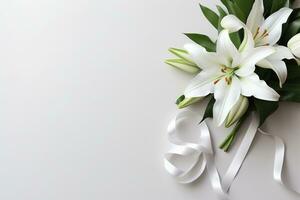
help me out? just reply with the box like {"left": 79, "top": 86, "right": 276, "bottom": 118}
{"left": 229, "top": 1, "right": 247, "bottom": 22}
{"left": 267, "top": 62, "right": 300, "bottom": 102}
{"left": 221, "top": 0, "right": 230, "bottom": 9}
{"left": 184, "top": 33, "right": 216, "bottom": 52}
{"left": 278, "top": 83, "right": 300, "bottom": 102}
{"left": 263, "top": 0, "right": 273, "bottom": 16}
{"left": 281, "top": 18, "right": 300, "bottom": 44}
{"left": 217, "top": 5, "right": 227, "bottom": 32}
{"left": 288, "top": 8, "right": 300, "bottom": 21}
{"left": 286, "top": 61, "right": 300, "bottom": 80}
{"left": 199, "top": 4, "right": 220, "bottom": 29}
{"left": 230, "top": 32, "right": 242, "bottom": 49}
{"left": 268, "top": 60, "right": 300, "bottom": 102}
{"left": 200, "top": 96, "right": 215, "bottom": 122}
{"left": 276, "top": 78, "right": 300, "bottom": 102}
{"left": 221, "top": 0, "right": 246, "bottom": 22}
{"left": 216, "top": 5, "right": 227, "bottom": 17}
{"left": 253, "top": 99, "right": 279, "bottom": 126}
{"left": 235, "top": 0, "right": 254, "bottom": 17}
{"left": 270, "top": 0, "right": 288, "bottom": 14}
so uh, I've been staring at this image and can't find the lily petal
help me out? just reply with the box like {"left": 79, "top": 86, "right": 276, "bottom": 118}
{"left": 235, "top": 46, "right": 275, "bottom": 77}
{"left": 240, "top": 73, "right": 280, "bottom": 101}
{"left": 257, "top": 46, "right": 293, "bottom": 87}
{"left": 246, "top": 0, "right": 264, "bottom": 35}
{"left": 217, "top": 30, "right": 239, "bottom": 62}
{"left": 220, "top": 15, "right": 255, "bottom": 53}
{"left": 239, "top": 29, "right": 255, "bottom": 53}
{"left": 268, "top": 45, "right": 294, "bottom": 61}
{"left": 213, "top": 77, "right": 241, "bottom": 126}
{"left": 184, "top": 43, "right": 222, "bottom": 69}
{"left": 184, "top": 69, "right": 220, "bottom": 98}
{"left": 221, "top": 15, "right": 245, "bottom": 32}
{"left": 257, "top": 59, "right": 287, "bottom": 87}
{"left": 260, "top": 7, "right": 293, "bottom": 46}
{"left": 288, "top": 33, "right": 300, "bottom": 58}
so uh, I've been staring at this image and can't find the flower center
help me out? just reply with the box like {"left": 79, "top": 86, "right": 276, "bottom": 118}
{"left": 214, "top": 65, "right": 237, "bottom": 85}
{"left": 253, "top": 27, "right": 269, "bottom": 45}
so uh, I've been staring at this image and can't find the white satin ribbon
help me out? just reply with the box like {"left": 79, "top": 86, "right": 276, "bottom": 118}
{"left": 164, "top": 110, "right": 259, "bottom": 199}
{"left": 258, "top": 128, "right": 300, "bottom": 195}
{"left": 222, "top": 114, "right": 259, "bottom": 192}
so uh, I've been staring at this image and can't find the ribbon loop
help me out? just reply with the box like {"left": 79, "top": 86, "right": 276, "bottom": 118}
{"left": 164, "top": 110, "right": 260, "bottom": 199}
{"left": 164, "top": 110, "right": 212, "bottom": 184}
{"left": 164, "top": 109, "right": 300, "bottom": 199}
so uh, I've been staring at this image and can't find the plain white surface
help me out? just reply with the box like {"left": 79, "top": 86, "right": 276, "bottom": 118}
{"left": 0, "top": 0, "right": 299, "bottom": 199}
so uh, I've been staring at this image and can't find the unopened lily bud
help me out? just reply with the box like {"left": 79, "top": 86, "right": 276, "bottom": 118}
{"left": 165, "top": 59, "right": 200, "bottom": 74}
{"left": 168, "top": 48, "right": 195, "bottom": 65}
{"left": 176, "top": 95, "right": 203, "bottom": 109}
{"left": 288, "top": 33, "right": 300, "bottom": 58}
{"left": 225, "top": 96, "right": 249, "bottom": 128}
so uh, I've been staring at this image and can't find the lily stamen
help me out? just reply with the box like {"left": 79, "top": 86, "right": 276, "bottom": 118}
{"left": 214, "top": 79, "right": 220, "bottom": 84}
{"left": 253, "top": 27, "right": 260, "bottom": 39}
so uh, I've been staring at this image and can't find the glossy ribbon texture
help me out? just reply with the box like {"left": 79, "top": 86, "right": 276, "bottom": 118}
{"left": 258, "top": 129, "right": 300, "bottom": 196}
{"left": 164, "top": 110, "right": 300, "bottom": 199}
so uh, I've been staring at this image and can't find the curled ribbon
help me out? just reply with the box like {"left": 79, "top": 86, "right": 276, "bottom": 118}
{"left": 164, "top": 110, "right": 228, "bottom": 199}
{"left": 164, "top": 110, "right": 259, "bottom": 199}
{"left": 164, "top": 109, "right": 300, "bottom": 199}
{"left": 258, "top": 129, "right": 300, "bottom": 195}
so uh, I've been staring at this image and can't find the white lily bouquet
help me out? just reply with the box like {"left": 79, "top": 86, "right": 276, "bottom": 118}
{"left": 164, "top": 0, "right": 300, "bottom": 199}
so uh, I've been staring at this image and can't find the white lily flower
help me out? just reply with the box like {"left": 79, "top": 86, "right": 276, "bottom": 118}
{"left": 184, "top": 29, "right": 279, "bottom": 126}
{"left": 221, "top": 0, "right": 294, "bottom": 87}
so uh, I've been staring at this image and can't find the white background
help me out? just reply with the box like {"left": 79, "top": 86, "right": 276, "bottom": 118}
{"left": 0, "top": 0, "right": 299, "bottom": 199}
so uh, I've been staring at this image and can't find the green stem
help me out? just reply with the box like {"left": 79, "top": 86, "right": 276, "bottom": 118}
{"left": 219, "top": 111, "right": 249, "bottom": 152}
{"left": 223, "top": 131, "right": 237, "bottom": 152}
{"left": 219, "top": 121, "right": 241, "bottom": 150}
